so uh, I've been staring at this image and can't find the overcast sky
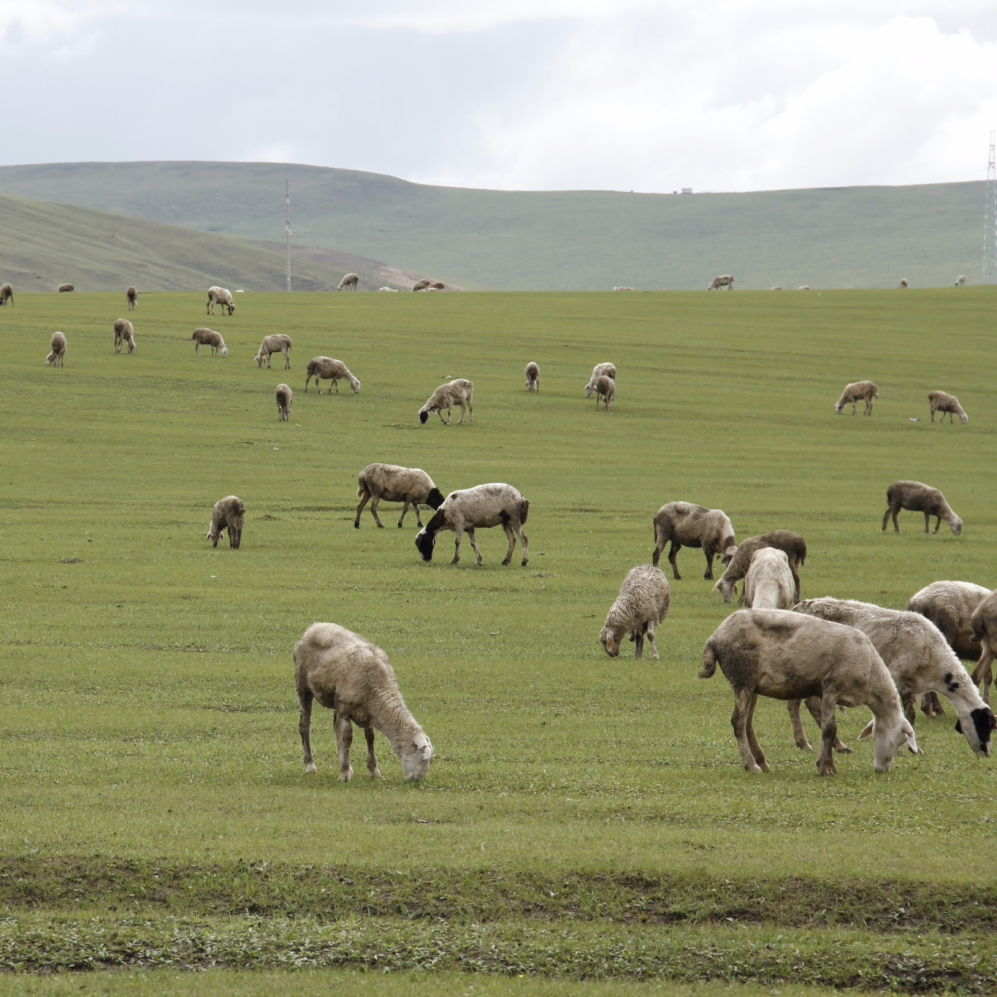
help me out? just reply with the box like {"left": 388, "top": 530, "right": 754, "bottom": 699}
{"left": 2, "top": 1, "right": 995, "bottom": 193}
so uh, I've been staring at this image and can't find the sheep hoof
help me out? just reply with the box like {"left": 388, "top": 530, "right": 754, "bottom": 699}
{"left": 745, "top": 763, "right": 763, "bottom": 774}
{"left": 353, "top": 522, "right": 360, "bottom": 530}
{"left": 521, "top": 559, "right": 528, "bottom": 567}
{"left": 795, "top": 740, "right": 813, "bottom": 751}
{"left": 305, "top": 763, "right": 317, "bottom": 774}
{"left": 338, "top": 768, "right": 354, "bottom": 782}
{"left": 376, "top": 523, "right": 384, "bottom": 529}
{"left": 502, "top": 557, "right": 511, "bottom": 565}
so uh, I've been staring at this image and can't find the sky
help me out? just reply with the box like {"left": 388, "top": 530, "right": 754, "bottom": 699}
{"left": 2, "top": 0, "right": 996, "bottom": 193}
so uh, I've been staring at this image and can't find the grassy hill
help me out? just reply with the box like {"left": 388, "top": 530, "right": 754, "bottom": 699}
{"left": 0, "top": 160, "right": 988, "bottom": 290}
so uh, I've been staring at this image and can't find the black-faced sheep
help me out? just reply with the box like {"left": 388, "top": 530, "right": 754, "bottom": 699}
{"left": 294, "top": 622, "right": 433, "bottom": 782}
{"left": 415, "top": 482, "right": 528, "bottom": 566}
{"left": 708, "top": 275, "right": 734, "bottom": 290}
{"left": 304, "top": 357, "right": 360, "bottom": 394}
{"left": 46, "top": 331, "right": 66, "bottom": 367}
{"left": 971, "top": 591, "right": 997, "bottom": 705}
{"left": 599, "top": 565, "right": 670, "bottom": 660}
{"left": 0, "top": 282, "right": 12, "bottom": 305}
{"left": 418, "top": 379, "right": 473, "bottom": 425}
{"left": 113, "top": 318, "right": 136, "bottom": 354}
{"left": 256, "top": 334, "right": 292, "bottom": 369}
{"left": 338, "top": 272, "right": 359, "bottom": 291}
{"left": 275, "top": 383, "right": 293, "bottom": 422}
{"left": 355, "top": 463, "right": 444, "bottom": 529}
{"left": 126, "top": 286, "right": 137, "bottom": 310}
{"left": 206, "top": 495, "right": 244, "bottom": 548}
{"left": 928, "top": 390, "right": 967, "bottom": 424}
{"left": 192, "top": 327, "right": 228, "bottom": 358}
{"left": 882, "top": 480, "right": 962, "bottom": 535}
{"left": 713, "top": 530, "right": 807, "bottom": 604}
{"left": 57, "top": 283, "right": 74, "bottom": 293}
{"left": 206, "top": 286, "right": 235, "bottom": 316}
{"left": 834, "top": 380, "right": 878, "bottom": 415}
{"left": 525, "top": 362, "right": 540, "bottom": 392}
{"left": 652, "top": 501, "right": 735, "bottom": 580}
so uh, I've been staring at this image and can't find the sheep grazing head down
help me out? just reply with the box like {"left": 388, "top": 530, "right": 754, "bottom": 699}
{"left": 414, "top": 525, "right": 437, "bottom": 560}
{"left": 419, "top": 410, "right": 430, "bottom": 424}
{"left": 955, "top": 707, "right": 996, "bottom": 757}
{"left": 950, "top": 515, "right": 964, "bottom": 536}
{"left": 599, "top": 625, "right": 625, "bottom": 657}
{"left": 858, "top": 716, "right": 920, "bottom": 773}
{"left": 399, "top": 733, "right": 434, "bottom": 781}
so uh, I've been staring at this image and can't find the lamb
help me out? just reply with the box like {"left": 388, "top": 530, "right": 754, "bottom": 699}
{"left": 881, "top": 480, "right": 962, "bottom": 535}
{"left": 126, "top": 286, "right": 137, "bottom": 310}
{"left": 651, "top": 501, "right": 735, "bottom": 580}
{"left": 907, "top": 581, "right": 993, "bottom": 661}
{"left": 191, "top": 327, "right": 228, "bottom": 357}
{"left": 415, "top": 482, "right": 529, "bottom": 566}
{"left": 708, "top": 275, "right": 734, "bottom": 290}
{"left": 294, "top": 622, "right": 433, "bottom": 782}
{"left": 355, "top": 463, "right": 444, "bottom": 529}
{"left": 304, "top": 357, "right": 361, "bottom": 394}
{"left": 956, "top": 275, "right": 966, "bottom": 286}
{"left": 255, "top": 334, "right": 292, "bottom": 369}
{"left": 418, "top": 378, "right": 473, "bottom": 425}
{"left": 525, "top": 361, "right": 540, "bottom": 392}
{"left": 205, "top": 495, "right": 244, "bottom": 548}
{"left": 793, "top": 598, "right": 995, "bottom": 756}
{"left": 378, "top": 287, "right": 398, "bottom": 292}
{"left": 412, "top": 279, "right": 432, "bottom": 291}
{"left": 599, "top": 565, "right": 670, "bottom": 660}
{"left": 928, "top": 390, "right": 967, "bottom": 424}
{"left": 430, "top": 281, "right": 445, "bottom": 290}
{"left": 900, "top": 278, "right": 909, "bottom": 288}
{"left": 113, "top": 318, "right": 136, "bottom": 354}
{"left": 275, "top": 383, "right": 293, "bottom": 422}
{"left": 585, "top": 363, "right": 617, "bottom": 396}
{"left": 0, "top": 282, "right": 12, "bottom": 305}
{"left": 586, "top": 374, "right": 615, "bottom": 411}
{"left": 713, "top": 530, "right": 807, "bottom": 604}
{"left": 338, "top": 272, "right": 359, "bottom": 291}
{"left": 206, "top": 286, "right": 235, "bottom": 316}
{"left": 46, "top": 331, "right": 66, "bottom": 367}
{"left": 57, "top": 283, "right": 74, "bottom": 292}
{"left": 742, "top": 548, "right": 795, "bottom": 609}
{"left": 700, "top": 609, "right": 918, "bottom": 775}
{"left": 834, "top": 380, "right": 878, "bottom": 415}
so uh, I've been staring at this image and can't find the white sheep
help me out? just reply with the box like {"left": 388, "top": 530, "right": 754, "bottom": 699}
{"left": 206, "top": 286, "right": 235, "bottom": 316}
{"left": 206, "top": 495, "right": 244, "bottom": 548}
{"left": 586, "top": 374, "right": 615, "bottom": 411}
{"left": 525, "top": 361, "right": 540, "bottom": 392}
{"left": 0, "top": 282, "right": 13, "bottom": 305}
{"left": 652, "top": 501, "right": 735, "bottom": 580}
{"left": 585, "top": 363, "right": 617, "bottom": 397}
{"left": 613, "top": 286, "right": 635, "bottom": 291}
{"left": 834, "top": 380, "right": 878, "bottom": 415}
{"left": 599, "top": 565, "right": 671, "bottom": 660}
{"left": 57, "top": 283, "right": 74, "bottom": 293}
{"left": 415, "top": 482, "right": 529, "bottom": 566}
{"left": 713, "top": 530, "right": 807, "bottom": 604}
{"left": 192, "top": 328, "right": 228, "bottom": 357}
{"left": 900, "top": 278, "right": 909, "bottom": 288}
{"left": 956, "top": 275, "right": 966, "bottom": 286}
{"left": 256, "top": 334, "right": 292, "bottom": 369}
{"left": 970, "top": 591, "right": 997, "bottom": 705}
{"left": 294, "top": 622, "right": 433, "bottom": 782}
{"left": 882, "top": 480, "right": 962, "bottom": 535}
{"left": 378, "top": 287, "right": 398, "bottom": 292}
{"left": 928, "top": 390, "right": 968, "bottom": 424}
{"left": 113, "top": 318, "right": 136, "bottom": 354}
{"left": 708, "top": 275, "right": 734, "bottom": 290}
{"left": 355, "top": 463, "right": 445, "bottom": 529}
{"left": 700, "top": 609, "right": 918, "bottom": 775}
{"left": 275, "top": 383, "right": 293, "bottom": 422}
{"left": 126, "top": 286, "right": 137, "bottom": 310}
{"left": 46, "top": 331, "right": 67, "bottom": 366}
{"left": 798, "top": 285, "right": 810, "bottom": 290}
{"left": 742, "top": 547, "right": 795, "bottom": 609}
{"left": 304, "top": 357, "right": 361, "bottom": 394}
{"left": 338, "top": 272, "right": 359, "bottom": 291}
{"left": 418, "top": 378, "right": 473, "bottom": 425}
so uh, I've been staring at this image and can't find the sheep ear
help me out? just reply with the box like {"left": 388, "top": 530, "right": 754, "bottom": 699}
{"left": 902, "top": 720, "right": 922, "bottom": 755}
{"left": 858, "top": 720, "right": 874, "bottom": 740}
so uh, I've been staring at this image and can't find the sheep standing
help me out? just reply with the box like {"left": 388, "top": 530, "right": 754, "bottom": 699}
{"left": 304, "top": 357, "right": 361, "bottom": 394}
{"left": 956, "top": 275, "right": 967, "bottom": 286}
{"left": 113, "top": 318, "right": 136, "bottom": 354}
{"left": 256, "top": 334, "right": 292, "bottom": 369}
{"left": 971, "top": 591, "right": 997, "bottom": 705}
{"left": 882, "top": 480, "right": 962, "bottom": 535}
{"left": 355, "top": 463, "right": 444, "bottom": 529}
{"left": 613, "top": 286, "right": 635, "bottom": 291}
{"left": 415, "top": 483, "right": 529, "bottom": 566}
{"left": 651, "top": 502, "right": 735, "bottom": 580}
{"left": 412, "top": 279, "right": 432, "bottom": 291}
{"left": 700, "top": 609, "right": 918, "bottom": 775}
{"left": 599, "top": 565, "right": 670, "bottom": 660}
{"left": 0, "top": 283, "right": 12, "bottom": 305}
{"left": 585, "top": 363, "right": 617, "bottom": 397}
{"left": 46, "top": 331, "right": 67, "bottom": 366}
{"left": 418, "top": 379, "right": 473, "bottom": 425}
{"left": 192, "top": 328, "right": 228, "bottom": 357}
{"left": 206, "top": 495, "right": 244, "bottom": 548}
{"left": 338, "top": 273, "right": 359, "bottom": 291}
{"left": 907, "top": 581, "right": 993, "bottom": 661}
{"left": 126, "top": 286, "right": 137, "bottom": 310}
{"left": 834, "top": 380, "right": 878, "bottom": 415}
{"left": 586, "top": 374, "right": 615, "bottom": 411}
{"left": 928, "top": 390, "right": 968, "bottom": 424}
{"left": 900, "top": 278, "right": 908, "bottom": 288}
{"left": 708, "top": 275, "right": 734, "bottom": 290}
{"left": 525, "top": 362, "right": 540, "bottom": 392}
{"left": 206, "top": 286, "right": 235, "bottom": 316}
{"left": 742, "top": 548, "right": 795, "bottom": 609}
{"left": 430, "top": 281, "right": 445, "bottom": 290}
{"left": 713, "top": 530, "right": 807, "bottom": 603}
{"left": 294, "top": 622, "right": 433, "bottom": 782}
{"left": 275, "top": 383, "right": 293, "bottom": 422}
{"left": 57, "top": 283, "right": 74, "bottom": 292}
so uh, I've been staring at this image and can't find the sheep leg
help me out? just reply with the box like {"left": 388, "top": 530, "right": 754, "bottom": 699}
{"left": 702, "top": 545, "right": 715, "bottom": 580}
{"left": 900, "top": 690, "right": 917, "bottom": 727}
{"left": 334, "top": 710, "right": 354, "bottom": 782}
{"left": 732, "top": 688, "right": 764, "bottom": 774}
{"left": 517, "top": 526, "right": 529, "bottom": 567}
{"left": 298, "top": 689, "right": 316, "bottom": 773}
{"left": 920, "top": 692, "right": 944, "bottom": 717}
{"left": 451, "top": 526, "right": 463, "bottom": 564}
{"left": 633, "top": 627, "right": 645, "bottom": 659}
{"left": 931, "top": 515, "right": 941, "bottom": 534}
{"left": 363, "top": 726, "right": 381, "bottom": 778}
{"left": 972, "top": 646, "right": 995, "bottom": 705}
{"left": 229, "top": 523, "right": 241, "bottom": 549}
{"left": 333, "top": 378, "right": 340, "bottom": 394}
{"left": 398, "top": 500, "right": 411, "bottom": 527}
{"left": 787, "top": 700, "right": 812, "bottom": 750}
{"left": 369, "top": 497, "right": 385, "bottom": 529}
{"left": 744, "top": 693, "right": 770, "bottom": 771}
{"left": 466, "top": 527, "right": 483, "bottom": 566}
{"left": 645, "top": 621, "right": 660, "bottom": 660}
{"left": 195, "top": 344, "right": 201, "bottom": 357}
{"left": 802, "top": 695, "right": 849, "bottom": 751}
{"left": 816, "top": 693, "right": 840, "bottom": 776}
{"left": 411, "top": 503, "right": 423, "bottom": 528}
{"left": 456, "top": 402, "right": 466, "bottom": 425}
{"left": 502, "top": 522, "right": 516, "bottom": 565}
{"left": 667, "top": 541, "right": 682, "bottom": 580}
{"left": 354, "top": 490, "right": 371, "bottom": 528}
{"left": 284, "top": 350, "right": 291, "bottom": 370}
{"left": 438, "top": 406, "right": 449, "bottom": 425}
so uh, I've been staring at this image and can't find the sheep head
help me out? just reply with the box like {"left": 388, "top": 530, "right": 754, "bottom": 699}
{"left": 419, "top": 409, "right": 430, "bottom": 424}
{"left": 599, "top": 625, "right": 624, "bottom": 657}
{"left": 859, "top": 716, "right": 920, "bottom": 772}
{"left": 220, "top": 346, "right": 229, "bottom": 357}
{"left": 950, "top": 516, "right": 964, "bottom": 536}
{"left": 414, "top": 526, "right": 436, "bottom": 561}
{"left": 399, "top": 733, "right": 434, "bottom": 781}
{"left": 954, "top": 707, "right": 996, "bottom": 757}
{"left": 426, "top": 488, "right": 445, "bottom": 510}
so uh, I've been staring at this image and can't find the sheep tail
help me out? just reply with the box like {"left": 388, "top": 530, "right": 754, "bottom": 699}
{"left": 699, "top": 641, "right": 717, "bottom": 679}
{"left": 519, "top": 499, "right": 529, "bottom": 525}
{"left": 357, "top": 473, "right": 368, "bottom": 499}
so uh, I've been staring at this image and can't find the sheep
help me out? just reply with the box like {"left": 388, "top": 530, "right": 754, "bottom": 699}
{"left": 0, "top": 282, "right": 12, "bottom": 305}
{"left": 355, "top": 463, "right": 444, "bottom": 529}
{"left": 113, "top": 318, "right": 136, "bottom": 354}
{"left": 525, "top": 361, "right": 540, "bottom": 392}
{"left": 46, "top": 331, "right": 66, "bottom": 367}
{"left": 275, "top": 383, "right": 293, "bottom": 422}
{"left": 700, "top": 609, "right": 918, "bottom": 775}
{"left": 378, "top": 287, "right": 398, "bottom": 292}
{"left": 412, "top": 279, "right": 432, "bottom": 291}
{"left": 970, "top": 591, "right": 997, "bottom": 705}
{"left": 928, "top": 390, "right": 967, "bottom": 424}
{"left": 430, "top": 281, "right": 445, "bottom": 290}
{"left": 956, "top": 275, "right": 966, "bottom": 286}
{"left": 418, "top": 378, "right": 473, "bottom": 425}
{"left": 881, "top": 480, "right": 962, "bottom": 535}
{"left": 206, "top": 286, "right": 235, "bottom": 316}
{"left": 900, "top": 278, "right": 909, "bottom": 288}
{"left": 742, "top": 548, "right": 795, "bottom": 609}
{"left": 599, "top": 565, "right": 670, "bottom": 660}
{"left": 205, "top": 495, "right": 244, "bottom": 548}
{"left": 834, "top": 380, "right": 878, "bottom": 415}
{"left": 57, "top": 283, "right": 74, "bottom": 292}
{"left": 907, "top": 581, "right": 993, "bottom": 661}
{"left": 708, "top": 275, "right": 734, "bottom": 290}
{"left": 255, "top": 334, "right": 292, "bottom": 369}
{"left": 713, "top": 530, "right": 807, "bottom": 604}
{"left": 192, "top": 327, "right": 228, "bottom": 357}
{"left": 294, "top": 622, "right": 433, "bottom": 782}
{"left": 304, "top": 356, "right": 361, "bottom": 394}
{"left": 798, "top": 285, "right": 810, "bottom": 290}
{"left": 338, "top": 272, "right": 359, "bottom": 291}
{"left": 793, "top": 598, "right": 995, "bottom": 757}
{"left": 585, "top": 374, "right": 614, "bottom": 411}
{"left": 415, "top": 482, "right": 529, "bottom": 566}
{"left": 613, "top": 286, "right": 635, "bottom": 291}
{"left": 126, "top": 286, "right": 137, "bottom": 310}
{"left": 651, "top": 501, "right": 735, "bottom": 580}
{"left": 770, "top": 286, "right": 783, "bottom": 291}
{"left": 585, "top": 363, "right": 617, "bottom": 396}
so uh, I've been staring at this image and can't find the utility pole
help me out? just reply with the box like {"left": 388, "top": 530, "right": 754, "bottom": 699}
{"left": 285, "top": 179, "right": 292, "bottom": 292}
{"left": 984, "top": 131, "right": 996, "bottom": 285}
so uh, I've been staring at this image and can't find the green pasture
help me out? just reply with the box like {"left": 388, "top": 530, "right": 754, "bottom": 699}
{"left": 1, "top": 287, "right": 995, "bottom": 992}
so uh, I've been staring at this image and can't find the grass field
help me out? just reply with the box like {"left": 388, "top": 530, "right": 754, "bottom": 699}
{"left": 1, "top": 287, "right": 996, "bottom": 993}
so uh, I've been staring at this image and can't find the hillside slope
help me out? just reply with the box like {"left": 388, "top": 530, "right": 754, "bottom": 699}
{"left": 0, "top": 161, "right": 987, "bottom": 290}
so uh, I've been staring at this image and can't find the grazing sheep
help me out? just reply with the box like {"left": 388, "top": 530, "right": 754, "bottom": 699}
{"left": 700, "top": 609, "right": 918, "bottom": 775}
{"left": 418, "top": 378, "right": 473, "bottom": 425}
{"left": 798, "top": 285, "right": 811, "bottom": 291}
{"left": 415, "top": 482, "right": 529, "bottom": 566}
{"left": 46, "top": 331, "right": 66, "bottom": 367}
{"left": 652, "top": 501, "right": 735, "bottom": 580}
{"left": 378, "top": 287, "right": 398, "bottom": 292}
{"left": 956, "top": 275, "right": 966, "bottom": 286}
{"left": 970, "top": 591, "right": 997, "bottom": 705}
{"left": 742, "top": 548, "right": 795, "bottom": 609}
{"left": 430, "top": 281, "right": 445, "bottom": 290}
{"left": 256, "top": 333, "right": 292, "bottom": 369}
{"left": 294, "top": 622, "right": 433, "bottom": 782}
{"left": 113, "top": 318, "right": 136, "bottom": 354}
{"left": 599, "top": 565, "right": 671, "bottom": 660}
{"left": 587, "top": 374, "right": 615, "bottom": 411}
{"left": 793, "top": 598, "right": 995, "bottom": 756}
{"left": 126, "top": 286, "right": 137, "bottom": 310}
{"left": 770, "top": 286, "right": 783, "bottom": 291}
{"left": 191, "top": 327, "right": 228, "bottom": 357}
{"left": 714, "top": 530, "right": 807, "bottom": 604}
{"left": 206, "top": 286, "right": 235, "bottom": 316}
{"left": 834, "top": 380, "right": 878, "bottom": 415}
{"left": 708, "top": 275, "right": 734, "bottom": 290}
{"left": 206, "top": 495, "right": 244, "bottom": 548}
{"left": 338, "top": 272, "right": 359, "bottom": 291}
{"left": 355, "top": 463, "right": 444, "bottom": 529}
{"left": 907, "top": 581, "right": 993, "bottom": 661}
{"left": 882, "top": 480, "right": 962, "bottom": 535}
{"left": 412, "top": 279, "right": 432, "bottom": 291}
{"left": 304, "top": 356, "right": 361, "bottom": 394}
{"left": 900, "top": 278, "right": 909, "bottom": 288}
{"left": 57, "top": 283, "right": 74, "bottom": 292}
{"left": 525, "top": 361, "right": 540, "bottom": 392}
{"left": 0, "top": 282, "right": 12, "bottom": 305}
{"left": 613, "top": 286, "right": 635, "bottom": 291}
{"left": 585, "top": 363, "right": 617, "bottom": 397}
{"left": 928, "top": 390, "right": 968, "bottom": 424}
{"left": 275, "top": 383, "right": 293, "bottom": 422}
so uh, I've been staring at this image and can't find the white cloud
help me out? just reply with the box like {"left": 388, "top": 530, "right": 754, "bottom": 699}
{"left": 0, "top": 0, "right": 123, "bottom": 48}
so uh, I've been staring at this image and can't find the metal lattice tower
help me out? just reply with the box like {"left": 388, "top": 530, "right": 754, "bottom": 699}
{"left": 984, "top": 131, "right": 997, "bottom": 285}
